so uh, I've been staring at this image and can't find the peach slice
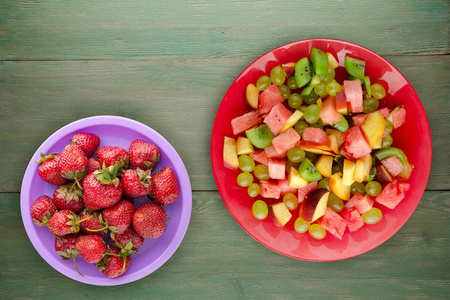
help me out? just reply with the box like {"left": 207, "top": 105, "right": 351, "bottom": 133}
{"left": 342, "top": 159, "right": 356, "bottom": 186}
{"left": 279, "top": 110, "right": 304, "bottom": 134}
{"left": 236, "top": 137, "right": 254, "bottom": 155}
{"left": 269, "top": 202, "right": 292, "bottom": 227}
{"left": 299, "top": 141, "right": 338, "bottom": 156}
{"left": 354, "top": 154, "right": 372, "bottom": 182}
{"left": 223, "top": 136, "right": 239, "bottom": 170}
{"left": 315, "top": 155, "right": 333, "bottom": 178}
{"left": 245, "top": 83, "right": 259, "bottom": 110}
{"left": 361, "top": 111, "right": 385, "bottom": 146}
{"left": 329, "top": 172, "right": 351, "bottom": 200}
{"left": 299, "top": 189, "right": 330, "bottom": 223}
{"left": 288, "top": 166, "right": 309, "bottom": 189}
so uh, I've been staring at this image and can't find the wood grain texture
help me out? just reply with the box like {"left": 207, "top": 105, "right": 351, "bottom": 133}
{"left": 0, "top": 0, "right": 448, "bottom": 60}
{"left": 1, "top": 191, "right": 448, "bottom": 299}
{"left": 0, "top": 55, "right": 448, "bottom": 192}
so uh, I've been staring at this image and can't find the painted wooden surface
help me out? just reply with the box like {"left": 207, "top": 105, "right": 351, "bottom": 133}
{"left": 0, "top": 0, "right": 449, "bottom": 299}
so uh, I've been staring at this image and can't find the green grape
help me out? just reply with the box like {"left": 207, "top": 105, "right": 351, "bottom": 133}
{"left": 294, "top": 120, "right": 308, "bottom": 136}
{"left": 371, "top": 83, "right": 386, "bottom": 99}
{"left": 238, "top": 154, "right": 255, "bottom": 172}
{"left": 381, "top": 135, "right": 393, "bottom": 149}
{"left": 350, "top": 181, "right": 366, "bottom": 195}
{"left": 384, "top": 119, "right": 393, "bottom": 134}
{"left": 294, "top": 217, "right": 310, "bottom": 233}
{"left": 303, "top": 93, "right": 319, "bottom": 105}
{"left": 309, "top": 224, "right": 326, "bottom": 240}
{"left": 270, "top": 65, "right": 286, "bottom": 86}
{"left": 362, "top": 98, "right": 380, "bottom": 113}
{"left": 256, "top": 75, "right": 272, "bottom": 91}
{"left": 288, "top": 93, "right": 303, "bottom": 108}
{"left": 248, "top": 183, "right": 260, "bottom": 197}
{"left": 304, "top": 104, "right": 321, "bottom": 124}
{"left": 279, "top": 84, "right": 291, "bottom": 100}
{"left": 298, "top": 105, "right": 308, "bottom": 113}
{"left": 254, "top": 164, "right": 270, "bottom": 180}
{"left": 332, "top": 164, "right": 343, "bottom": 174}
{"left": 283, "top": 193, "right": 298, "bottom": 210}
{"left": 362, "top": 207, "right": 382, "bottom": 224}
{"left": 287, "top": 147, "right": 306, "bottom": 163}
{"left": 287, "top": 76, "right": 298, "bottom": 90}
{"left": 322, "top": 67, "right": 335, "bottom": 84}
{"left": 237, "top": 172, "right": 253, "bottom": 187}
{"left": 252, "top": 200, "right": 268, "bottom": 220}
{"left": 365, "top": 181, "right": 382, "bottom": 196}
{"left": 318, "top": 178, "right": 330, "bottom": 190}
{"left": 305, "top": 152, "right": 317, "bottom": 165}
{"left": 326, "top": 80, "right": 341, "bottom": 96}
{"left": 314, "top": 82, "right": 328, "bottom": 97}
{"left": 327, "top": 193, "right": 344, "bottom": 212}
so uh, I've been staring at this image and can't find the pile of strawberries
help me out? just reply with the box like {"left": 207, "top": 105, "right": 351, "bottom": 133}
{"left": 30, "top": 132, "right": 180, "bottom": 278}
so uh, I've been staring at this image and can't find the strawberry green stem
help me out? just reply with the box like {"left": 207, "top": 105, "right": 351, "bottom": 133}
{"left": 76, "top": 215, "right": 94, "bottom": 224}
{"left": 85, "top": 225, "right": 108, "bottom": 232}
{"left": 120, "top": 256, "right": 126, "bottom": 275}
{"left": 73, "top": 257, "right": 84, "bottom": 277}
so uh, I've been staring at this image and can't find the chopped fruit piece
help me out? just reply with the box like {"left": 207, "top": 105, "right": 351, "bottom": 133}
{"left": 249, "top": 150, "right": 270, "bottom": 165}
{"left": 375, "top": 179, "right": 410, "bottom": 209}
{"left": 297, "top": 181, "right": 318, "bottom": 203}
{"left": 315, "top": 155, "right": 333, "bottom": 178}
{"left": 352, "top": 114, "right": 367, "bottom": 127}
{"left": 299, "top": 188, "right": 330, "bottom": 223}
{"left": 223, "top": 137, "right": 239, "bottom": 170}
{"left": 278, "top": 178, "right": 298, "bottom": 195}
{"left": 288, "top": 167, "right": 309, "bottom": 189}
{"left": 299, "top": 141, "right": 337, "bottom": 156}
{"left": 387, "top": 106, "right": 406, "bottom": 129}
{"left": 245, "top": 125, "right": 274, "bottom": 149}
{"left": 329, "top": 172, "right": 351, "bottom": 200}
{"left": 354, "top": 154, "right": 372, "bottom": 182}
{"left": 231, "top": 111, "right": 262, "bottom": 135}
{"left": 279, "top": 110, "right": 304, "bottom": 134}
{"left": 360, "top": 111, "right": 385, "bottom": 146}
{"left": 335, "top": 91, "right": 348, "bottom": 115}
{"left": 259, "top": 84, "right": 285, "bottom": 114}
{"left": 375, "top": 165, "right": 393, "bottom": 185}
{"left": 342, "top": 159, "right": 356, "bottom": 186}
{"left": 381, "top": 155, "right": 404, "bottom": 177}
{"left": 264, "top": 145, "right": 287, "bottom": 159}
{"left": 344, "top": 80, "right": 364, "bottom": 113}
{"left": 245, "top": 83, "right": 259, "bottom": 109}
{"left": 340, "top": 126, "right": 372, "bottom": 161}
{"left": 259, "top": 180, "right": 281, "bottom": 199}
{"left": 269, "top": 202, "right": 292, "bottom": 226}
{"left": 320, "top": 207, "right": 348, "bottom": 240}
{"left": 236, "top": 137, "right": 255, "bottom": 155}
{"left": 272, "top": 128, "right": 301, "bottom": 155}
{"left": 264, "top": 102, "right": 293, "bottom": 135}
{"left": 268, "top": 159, "right": 286, "bottom": 180}
{"left": 346, "top": 193, "right": 374, "bottom": 214}
{"left": 302, "top": 127, "right": 331, "bottom": 147}
{"left": 340, "top": 207, "right": 364, "bottom": 232}
{"left": 327, "top": 52, "right": 339, "bottom": 69}
{"left": 319, "top": 96, "right": 341, "bottom": 125}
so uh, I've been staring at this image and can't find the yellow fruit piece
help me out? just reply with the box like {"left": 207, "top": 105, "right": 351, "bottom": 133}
{"left": 327, "top": 52, "right": 339, "bottom": 69}
{"left": 279, "top": 110, "right": 304, "bottom": 134}
{"left": 315, "top": 155, "right": 333, "bottom": 178}
{"left": 246, "top": 83, "right": 259, "bottom": 109}
{"left": 270, "top": 202, "right": 292, "bottom": 226}
{"left": 354, "top": 154, "right": 372, "bottom": 182}
{"left": 361, "top": 111, "right": 385, "bottom": 146}
{"left": 371, "top": 137, "right": 382, "bottom": 149}
{"left": 316, "top": 98, "right": 323, "bottom": 109}
{"left": 223, "top": 136, "right": 239, "bottom": 170}
{"left": 236, "top": 137, "right": 254, "bottom": 155}
{"left": 329, "top": 172, "right": 351, "bottom": 200}
{"left": 342, "top": 159, "right": 356, "bottom": 186}
{"left": 288, "top": 167, "right": 308, "bottom": 189}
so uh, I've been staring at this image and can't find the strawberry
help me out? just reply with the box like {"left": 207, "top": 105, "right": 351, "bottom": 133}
{"left": 148, "top": 167, "right": 180, "bottom": 205}
{"left": 78, "top": 208, "right": 108, "bottom": 236}
{"left": 53, "top": 184, "right": 84, "bottom": 214}
{"left": 55, "top": 232, "right": 84, "bottom": 276}
{"left": 70, "top": 132, "right": 100, "bottom": 158}
{"left": 48, "top": 209, "right": 91, "bottom": 236}
{"left": 30, "top": 195, "right": 58, "bottom": 226}
{"left": 96, "top": 245, "right": 131, "bottom": 278}
{"left": 111, "top": 226, "right": 144, "bottom": 252}
{"left": 102, "top": 200, "right": 134, "bottom": 234}
{"left": 87, "top": 157, "right": 101, "bottom": 174}
{"left": 133, "top": 202, "right": 166, "bottom": 239}
{"left": 82, "top": 165, "right": 123, "bottom": 211}
{"left": 96, "top": 146, "right": 129, "bottom": 172}
{"left": 76, "top": 234, "right": 106, "bottom": 264}
{"left": 36, "top": 153, "right": 68, "bottom": 186}
{"left": 121, "top": 168, "right": 152, "bottom": 199}
{"left": 129, "top": 139, "right": 161, "bottom": 170}
{"left": 59, "top": 144, "right": 88, "bottom": 183}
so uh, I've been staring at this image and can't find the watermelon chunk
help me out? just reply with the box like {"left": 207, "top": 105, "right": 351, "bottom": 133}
{"left": 249, "top": 149, "right": 270, "bottom": 165}
{"left": 340, "top": 126, "right": 371, "bottom": 161}
{"left": 297, "top": 181, "right": 318, "bottom": 203}
{"left": 319, "top": 96, "right": 341, "bottom": 125}
{"left": 302, "top": 127, "right": 331, "bottom": 147}
{"left": 343, "top": 80, "right": 363, "bottom": 113}
{"left": 320, "top": 207, "right": 348, "bottom": 240}
{"left": 340, "top": 207, "right": 364, "bottom": 232}
{"left": 376, "top": 107, "right": 390, "bottom": 118}
{"left": 264, "top": 145, "right": 287, "bottom": 159}
{"left": 335, "top": 90, "right": 348, "bottom": 115}
{"left": 263, "top": 102, "right": 293, "bottom": 135}
{"left": 381, "top": 155, "right": 404, "bottom": 177}
{"left": 375, "top": 179, "right": 411, "bottom": 209}
{"left": 231, "top": 111, "right": 262, "bottom": 135}
{"left": 272, "top": 128, "right": 301, "bottom": 154}
{"left": 278, "top": 179, "right": 298, "bottom": 195}
{"left": 260, "top": 180, "right": 281, "bottom": 199}
{"left": 346, "top": 193, "right": 374, "bottom": 214}
{"left": 259, "top": 84, "right": 284, "bottom": 114}
{"left": 268, "top": 159, "right": 286, "bottom": 180}
{"left": 391, "top": 107, "right": 406, "bottom": 129}
{"left": 352, "top": 114, "right": 368, "bottom": 127}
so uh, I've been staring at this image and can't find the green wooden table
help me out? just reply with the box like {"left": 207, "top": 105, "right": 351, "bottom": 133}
{"left": 1, "top": 1, "right": 449, "bottom": 299}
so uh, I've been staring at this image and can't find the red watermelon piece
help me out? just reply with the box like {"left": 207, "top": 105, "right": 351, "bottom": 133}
{"left": 272, "top": 128, "right": 301, "bottom": 154}
{"left": 340, "top": 207, "right": 364, "bottom": 232}
{"left": 340, "top": 126, "right": 371, "bottom": 161}
{"left": 264, "top": 145, "right": 287, "bottom": 159}
{"left": 278, "top": 179, "right": 298, "bottom": 195}
{"left": 381, "top": 155, "right": 404, "bottom": 177}
{"left": 376, "top": 107, "right": 390, "bottom": 118}
{"left": 320, "top": 207, "right": 348, "bottom": 240}
{"left": 297, "top": 181, "right": 318, "bottom": 203}
{"left": 263, "top": 102, "right": 293, "bottom": 135}
{"left": 335, "top": 90, "right": 348, "bottom": 114}
{"left": 352, "top": 114, "right": 368, "bottom": 127}
{"left": 231, "top": 110, "right": 262, "bottom": 135}
{"left": 391, "top": 107, "right": 406, "bottom": 129}
{"left": 268, "top": 159, "right": 286, "bottom": 180}
{"left": 302, "top": 127, "right": 331, "bottom": 147}
{"left": 375, "top": 179, "right": 411, "bottom": 209}
{"left": 259, "top": 84, "right": 284, "bottom": 114}
{"left": 319, "top": 96, "right": 341, "bottom": 125}
{"left": 260, "top": 180, "right": 281, "bottom": 199}
{"left": 249, "top": 149, "right": 270, "bottom": 165}
{"left": 345, "top": 193, "right": 374, "bottom": 214}
{"left": 343, "top": 80, "right": 363, "bottom": 113}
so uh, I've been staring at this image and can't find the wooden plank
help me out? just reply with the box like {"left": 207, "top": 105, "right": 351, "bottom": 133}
{"left": 0, "top": 55, "right": 448, "bottom": 192}
{"left": 1, "top": 191, "right": 449, "bottom": 298}
{"left": 0, "top": 0, "right": 448, "bottom": 60}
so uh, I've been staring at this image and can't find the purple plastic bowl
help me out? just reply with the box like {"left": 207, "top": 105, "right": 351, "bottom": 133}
{"left": 20, "top": 116, "right": 192, "bottom": 285}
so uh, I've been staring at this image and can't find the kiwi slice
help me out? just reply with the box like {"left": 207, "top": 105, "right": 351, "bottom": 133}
{"left": 345, "top": 56, "right": 365, "bottom": 80}
{"left": 333, "top": 114, "right": 349, "bottom": 133}
{"left": 245, "top": 125, "right": 274, "bottom": 149}
{"left": 295, "top": 57, "right": 312, "bottom": 89}
{"left": 310, "top": 47, "right": 328, "bottom": 79}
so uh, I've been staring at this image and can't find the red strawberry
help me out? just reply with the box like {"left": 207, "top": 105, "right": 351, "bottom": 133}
{"left": 122, "top": 168, "right": 152, "bottom": 199}
{"left": 82, "top": 165, "right": 123, "bottom": 211}
{"left": 129, "top": 139, "right": 161, "bottom": 170}
{"left": 59, "top": 144, "right": 88, "bottom": 182}
{"left": 76, "top": 234, "right": 106, "bottom": 264}
{"left": 36, "top": 153, "right": 68, "bottom": 186}
{"left": 87, "top": 157, "right": 101, "bottom": 174}
{"left": 102, "top": 200, "right": 134, "bottom": 234}
{"left": 78, "top": 208, "right": 108, "bottom": 236}
{"left": 148, "top": 167, "right": 180, "bottom": 205}
{"left": 55, "top": 232, "right": 84, "bottom": 276}
{"left": 30, "top": 195, "right": 58, "bottom": 226}
{"left": 133, "top": 202, "right": 166, "bottom": 239}
{"left": 96, "top": 245, "right": 131, "bottom": 278}
{"left": 53, "top": 184, "right": 84, "bottom": 214}
{"left": 48, "top": 209, "right": 91, "bottom": 236}
{"left": 96, "top": 146, "right": 129, "bottom": 172}
{"left": 111, "top": 226, "right": 144, "bottom": 252}
{"left": 70, "top": 132, "right": 100, "bottom": 158}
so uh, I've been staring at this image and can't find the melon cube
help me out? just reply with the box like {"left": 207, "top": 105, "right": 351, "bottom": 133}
{"left": 336, "top": 91, "right": 348, "bottom": 115}
{"left": 268, "top": 159, "right": 286, "bottom": 180}
{"left": 260, "top": 180, "right": 281, "bottom": 199}
{"left": 319, "top": 95, "right": 341, "bottom": 125}
{"left": 302, "top": 127, "right": 331, "bottom": 147}
{"left": 320, "top": 207, "right": 348, "bottom": 240}
{"left": 381, "top": 155, "right": 404, "bottom": 177}
{"left": 340, "top": 207, "right": 364, "bottom": 232}
{"left": 278, "top": 178, "right": 298, "bottom": 195}
{"left": 264, "top": 145, "right": 287, "bottom": 159}
{"left": 375, "top": 179, "right": 410, "bottom": 209}
{"left": 231, "top": 111, "right": 262, "bottom": 135}
{"left": 340, "top": 126, "right": 372, "bottom": 161}
{"left": 249, "top": 149, "right": 270, "bottom": 165}
{"left": 376, "top": 107, "right": 390, "bottom": 118}
{"left": 272, "top": 128, "right": 301, "bottom": 154}
{"left": 343, "top": 80, "right": 363, "bottom": 113}
{"left": 297, "top": 181, "right": 318, "bottom": 203}
{"left": 352, "top": 114, "right": 367, "bottom": 127}
{"left": 259, "top": 84, "right": 285, "bottom": 114}
{"left": 263, "top": 102, "right": 293, "bottom": 135}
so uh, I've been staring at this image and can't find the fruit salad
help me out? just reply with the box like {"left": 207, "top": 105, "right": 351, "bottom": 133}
{"left": 223, "top": 47, "right": 412, "bottom": 241}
